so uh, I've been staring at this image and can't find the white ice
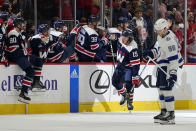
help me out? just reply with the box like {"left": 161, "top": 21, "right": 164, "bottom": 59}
{"left": 0, "top": 110, "right": 196, "bottom": 131}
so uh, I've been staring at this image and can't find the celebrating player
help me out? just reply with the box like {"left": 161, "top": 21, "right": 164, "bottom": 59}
{"left": 112, "top": 29, "right": 140, "bottom": 110}
{"left": 47, "top": 20, "right": 79, "bottom": 63}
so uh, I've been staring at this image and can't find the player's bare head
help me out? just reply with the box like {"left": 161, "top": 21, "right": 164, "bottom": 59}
{"left": 154, "top": 18, "right": 169, "bottom": 37}
{"left": 121, "top": 29, "right": 134, "bottom": 45}
{"left": 88, "top": 15, "right": 99, "bottom": 29}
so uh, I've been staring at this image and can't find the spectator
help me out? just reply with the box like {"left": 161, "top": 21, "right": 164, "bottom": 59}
{"left": 187, "top": 11, "right": 196, "bottom": 62}
{"left": 112, "top": 0, "right": 129, "bottom": 27}
{"left": 125, "top": 1, "right": 132, "bottom": 20}
{"left": 140, "top": 0, "right": 153, "bottom": 15}
{"left": 130, "top": 0, "right": 140, "bottom": 17}
{"left": 62, "top": 0, "right": 73, "bottom": 20}
{"left": 143, "top": 5, "right": 153, "bottom": 49}
{"left": 130, "top": 8, "right": 148, "bottom": 61}
{"left": 157, "top": 0, "right": 167, "bottom": 18}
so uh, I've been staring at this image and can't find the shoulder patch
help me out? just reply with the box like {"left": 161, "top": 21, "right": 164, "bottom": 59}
{"left": 50, "top": 30, "right": 63, "bottom": 37}
{"left": 83, "top": 25, "right": 98, "bottom": 36}
{"left": 166, "top": 37, "right": 171, "bottom": 41}
{"left": 8, "top": 30, "right": 19, "bottom": 37}
{"left": 108, "top": 28, "right": 122, "bottom": 34}
{"left": 32, "top": 34, "right": 41, "bottom": 39}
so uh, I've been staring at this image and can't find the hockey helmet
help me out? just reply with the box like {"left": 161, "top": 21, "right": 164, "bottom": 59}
{"left": 122, "top": 29, "right": 134, "bottom": 39}
{"left": 117, "top": 17, "right": 128, "bottom": 26}
{"left": 154, "top": 18, "right": 169, "bottom": 32}
{"left": 0, "top": 12, "right": 9, "bottom": 22}
{"left": 53, "top": 20, "right": 65, "bottom": 30}
{"left": 38, "top": 24, "right": 49, "bottom": 34}
{"left": 88, "top": 15, "right": 99, "bottom": 24}
{"left": 13, "top": 17, "right": 24, "bottom": 27}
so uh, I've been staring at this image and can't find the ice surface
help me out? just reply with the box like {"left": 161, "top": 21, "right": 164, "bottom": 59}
{"left": 0, "top": 110, "right": 196, "bottom": 131}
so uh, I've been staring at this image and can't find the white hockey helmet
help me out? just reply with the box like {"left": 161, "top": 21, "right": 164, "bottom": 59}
{"left": 154, "top": 18, "right": 169, "bottom": 31}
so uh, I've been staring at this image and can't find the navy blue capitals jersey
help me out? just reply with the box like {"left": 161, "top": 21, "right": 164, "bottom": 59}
{"left": 117, "top": 37, "right": 140, "bottom": 77}
{"left": 47, "top": 30, "right": 75, "bottom": 62}
{"left": 47, "top": 31, "right": 64, "bottom": 62}
{"left": 5, "top": 29, "right": 28, "bottom": 59}
{"left": 107, "top": 28, "right": 122, "bottom": 58}
{"left": 75, "top": 25, "right": 100, "bottom": 58}
{"left": 30, "top": 34, "right": 53, "bottom": 60}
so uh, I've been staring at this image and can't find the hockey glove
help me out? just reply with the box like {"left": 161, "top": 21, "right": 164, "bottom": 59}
{"left": 1, "top": 56, "right": 10, "bottom": 67}
{"left": 70, "top": 24, "right": 81, "bottom": 35}
{"left": 132, "top": 76, "right": 140, "bottom": 87}
{"left": 143, "top": 50, "right": 154, "bottom": 60}
{"left": 167, "top": 73, "right": 177, "bottom": 89}
{"left": 27, "top": 48, "right": 32, "bottom": 56}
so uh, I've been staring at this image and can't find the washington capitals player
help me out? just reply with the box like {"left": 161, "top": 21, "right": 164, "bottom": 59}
{"left": 75, "top": 15, "right": 108, "bottom": 62}
{"left": 0, "top": 12, "right": 9, "bottom": 66}
{"left": 5, "top": 18, "right": 35, "bottom": 103}
{"left": 30, "top": 24, "right": 53, "bottom": 92}
{"left": 107, "top": 17, "right": 128, "bottom": 62}
{"left": 143, "top": 18, "right": 183, "bottom": 124}
{"left": 112, "top": 29, "right": 140, "bottom": 110}
{"left": 47, "top": 20, "right": 79, "bottom": 62}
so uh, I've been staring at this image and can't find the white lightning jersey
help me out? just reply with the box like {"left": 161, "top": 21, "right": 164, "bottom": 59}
{"left": 151, "top": 30, "right": 184, "bottom": 75}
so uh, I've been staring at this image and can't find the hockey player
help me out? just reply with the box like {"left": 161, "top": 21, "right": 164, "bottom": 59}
{"left": 107, "top": 17, "right": 128, "bottom": 62}
{"left": 30, "top": 24, "right": 52, "bottom": 92}
{"left": 47, "top": 20, "right": 79, "bottom": 63}
{"left": 0, "top": 12, "right": 9, "bottom": 67}
{"left": 143, "top": 18, "right": 183, "bottom": 124}
{"left": 112, "top": 29, "right": 140, "bottom": 110}
{"left": 5, "top": 17, "right": 35, "bottom": 103}
{"left": 75, "top": 15, "right": 108, "bottom": 62}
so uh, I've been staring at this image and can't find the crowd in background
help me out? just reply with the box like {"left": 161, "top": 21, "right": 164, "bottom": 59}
{"left": 0, "top": 0, "right": 196, "bottom": 62}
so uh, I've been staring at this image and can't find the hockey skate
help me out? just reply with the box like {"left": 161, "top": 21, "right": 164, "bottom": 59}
{"left": 120, "top": 92, "right": 127, "bottom": 106}
{"left": 154, "top": 109, "right": 167, "bottom": 123}
{"left": 159, "top": 111, "right": 175, "bottom": 125}
{"left": 32, "top": 80, "right": 46, "bottom": 92}
{"left": 127, "top": 99, "right": 134, "bottom": 110}
{"left": 18, "top": 91, "right": 31, "bottom": 104}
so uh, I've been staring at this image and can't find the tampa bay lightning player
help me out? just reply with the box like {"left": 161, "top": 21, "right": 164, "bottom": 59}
{"left": 143, "top": 18, "right": 184, "bottom": 124}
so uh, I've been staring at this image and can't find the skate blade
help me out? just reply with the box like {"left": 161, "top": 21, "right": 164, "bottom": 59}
{"left": 32, "top": 88, "right": 46, "bottom": 92}
{"left": 154, "top": 119, "right": 161, "bottom": 123}
{"left": 127, "top": 106, "right": 134, "bottom": 111}
{"left": 159, "top": 120, "right": 175, "bottom": 125}
{"left": 18, "top": 97, "right": 30, "bottom": 104}
{"left": 120, "top": 101, "right": 127, "bottom": 107}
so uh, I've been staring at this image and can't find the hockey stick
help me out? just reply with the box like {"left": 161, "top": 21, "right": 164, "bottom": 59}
{"left": 130, "top": 59, "right": 150, "bottom": 93}
{"left": 139, "top": 58, "right": 151, "bottom": 77}
{"left": 147, "top": 56, "right": 180, "bottom": 88}
{"left": 109, "top": 40, "right": 116, "bottom": 69}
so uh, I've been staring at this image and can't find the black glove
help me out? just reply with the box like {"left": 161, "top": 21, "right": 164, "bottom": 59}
{"left": 143, "top": 50, "right": 154, "bottom": 60}
{"left": 167, "top": 74, "right": 177, "bottom": 89}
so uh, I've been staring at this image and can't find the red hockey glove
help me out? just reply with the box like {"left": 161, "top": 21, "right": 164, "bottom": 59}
{"left": 26, "top": 48, "right": 32, "bottom": 56}
{"left": 132, "top": 76, "right": 140, "bottom": 87}
{"left": 1, "top": 56, "right": 10, "bottom": 67}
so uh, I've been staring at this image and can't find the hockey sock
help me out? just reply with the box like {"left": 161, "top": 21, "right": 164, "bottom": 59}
{"left": 34, "top": 66, "right": 42, "bottom": 81}
{"left": 118, "top": 87, "right": 126, "bottom": 96}
{"left": 158, "top": 88, "right": 166, "bottom": 109}
{"left": 162, "top": 90, "right": 175, "bottom": 111}
{"left": 22, "top": 76, "right": 33, "bottom": 93}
